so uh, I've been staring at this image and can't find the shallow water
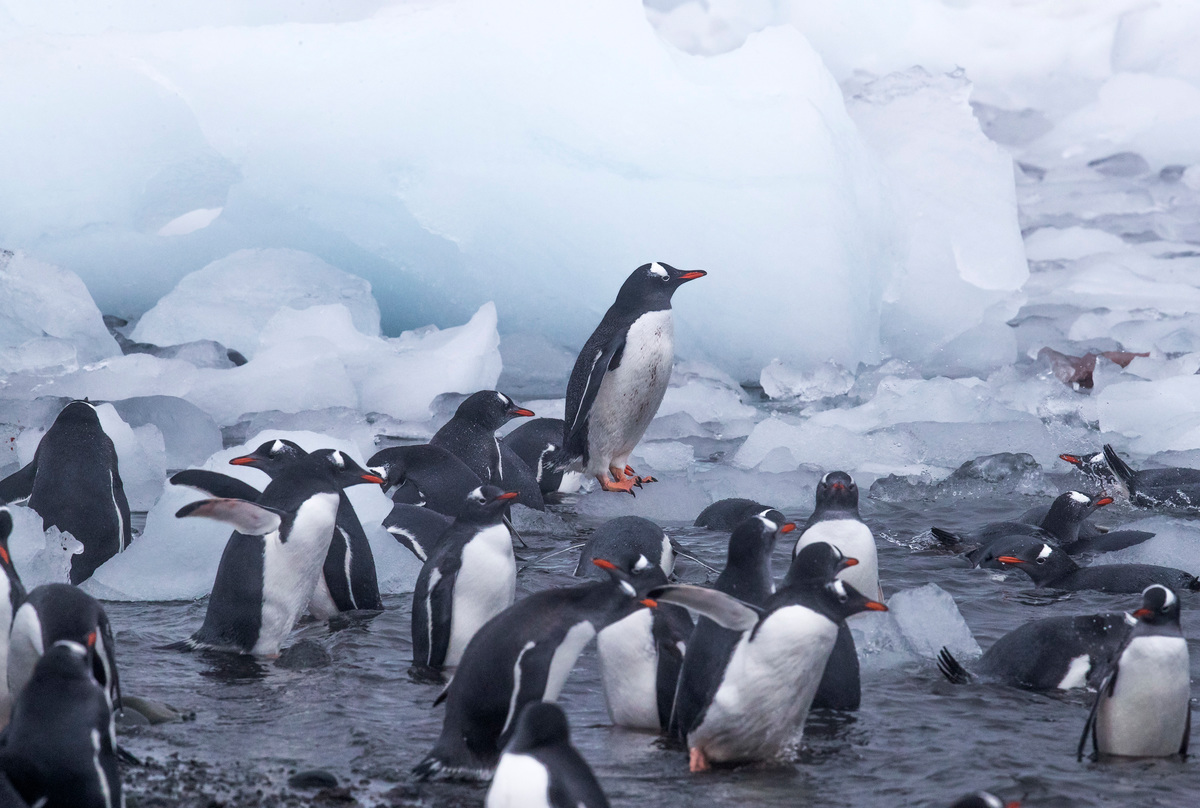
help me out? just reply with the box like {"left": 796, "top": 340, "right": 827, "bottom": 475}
{"left": 113, "top": 489, "right": 1200, "bottom": 807}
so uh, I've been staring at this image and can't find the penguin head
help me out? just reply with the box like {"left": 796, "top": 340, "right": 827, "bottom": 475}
{"left": 949, "top": 793, "right": 1019, "bottom": 808}
{"left": 460, "top": 485, "right": 519, "bottom": 521}
{"left": 229, "top": 438, "right": 307, "bottom": 472}
{"left": 308, "top": 449, "right": 386, "bottom": 488}
{"left": 452, "top": 390, "right": 535, "bottom": 431}
{"left": 614, "top": 262, "right": 706, "bottom": 311}
{"left": 574, "top": 516, "right": 671, "bottom": 578}
{"left": 1058, "top": 451, "right": 1114, "bottom": 481}
{"left": 727, "top": 512, "right": 793, "bottom": 566}
{"left": 506, "top": 701, "right": 571, "bottom": 754}
{"left": 56, "top": 399, "right": 101, "bottom": 426}
{"left": 815, "top": 471, "right": 858, "bottom": 512}
{"left": 592, "top": 557, "right": 666, "bottom": 600}
{"left": 35, "top": 638, "right": 96, "bottom": 685}
{"left": 993, "top": 539, "right": 1075, "bottom": 584}
{"left": 1045, "top": 490, "right": 1112, "bottom": 526}
{"left": 785, "top": 541, "right": 858, "bottom": 586}
{"left": 821, "top": 579, "right": 887, "bottom": 621}
{"left": 1133, "top": 584, "right": 1181, "bottom": 627}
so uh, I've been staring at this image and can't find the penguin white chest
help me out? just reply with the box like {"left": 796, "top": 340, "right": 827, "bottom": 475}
{"left": 254, "top": 491, "right": 339, "bottom": 656}
{"left": 796, "top": 519, "right": 879, "bottom": 598}
{"left": 692, "top": 606, "right": 838, "bottom": 764}
{"left": 597, "top": 609, "right": 659, "bottom": 730}
{"left": 586, "top": 310, "right": 674, "bottom": 473}
{"left": 1095, "top": 635, "right": 1190, "bottom": 757}
{"left": 487, "top": 752, "right": 552, "bottom": 808}
{"left": 447, "top": 524, "right": 516, "bottom": 666}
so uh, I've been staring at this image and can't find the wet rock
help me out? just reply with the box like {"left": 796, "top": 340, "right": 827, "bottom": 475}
{"left": 275, "top": 640, "right": 331, "bottom": 670}
{"left": 288, "top": 770, "right": 338, "bottom": 790}
{"left": 122, "top": 695, "right": 188, "bottom": 725}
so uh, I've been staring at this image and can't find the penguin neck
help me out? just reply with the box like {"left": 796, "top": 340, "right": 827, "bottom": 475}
{"left": 716, "top": 551, "right": 775, "bottom": 605}
{"left": 1030, "top": 552, "right": 1079, "bottom": 585}
{"left": 1040, "top": 505, "right": 1083, "bottom": 542}
{"left": 571, "top": 580, "right": 643, "bottom": 631}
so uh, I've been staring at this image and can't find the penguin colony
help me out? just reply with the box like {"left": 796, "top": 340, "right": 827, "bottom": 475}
{"left": 0, "top": 262, "right": 1195, "bottom": 807}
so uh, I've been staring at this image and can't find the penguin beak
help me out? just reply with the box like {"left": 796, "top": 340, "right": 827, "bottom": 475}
{"left": 87, "top": 631, "right": 97, "bottom": 648}
{"left": 840, "top": 557, "right": 860, "bottom": 570}
{"left": 1059, "top": 454, "right": 1081, "bottom": 466}
{"left": 995, "top": 556, "right": 1024, "bottom": 565}
{"left": 677, "top": 270, "right": 706, "bottom": 282}
{"left": 360, "top": 473, "right": 386, "bottom": 484}
{"left": 640, "top": 598, "right": 658, "bottom": 608}
{"left": 592, "top": 558, "right": 617, "bottom": 570}
{"left": 229, "top": 455, "right": 257, "bottom": 466}
{"left": 779, "top": 523, "right": 796, "bottom": 534}
{"left": 864, "top": 600, "right": 888, "bottom": 612}
{"left": 1094, "top": 496, "right": 1114, "bottom": 507}
{"left": 508, "top": 407, "right": 535, "bottom": 418}
{"left": 1132, "top": 608, "right": 1155, "bottom": 620}
{"left": 0, "top": 546, "right": 8, "bottom": 566}
{"left": 496, "top": 491, "right": 520, "bottom": 501}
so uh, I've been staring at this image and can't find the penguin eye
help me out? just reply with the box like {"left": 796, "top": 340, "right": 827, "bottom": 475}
{"left": 1035, "top": 557, "right": 1046, "bottom": 565}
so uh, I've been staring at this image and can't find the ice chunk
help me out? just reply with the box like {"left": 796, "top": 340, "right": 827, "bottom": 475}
{"left": 759, "top": 360, "right": 853, "bottom": 402}
{"left": 570, "top": 477, "right": 713, "bottom": 523}
{"left": 131, "top": 249, "right": 381, "bottom": 357}
{"left": 5, "top": 505, "right": 82, "bottom": 589}
{"left": 851, "top": 584, "right": 980, "bottom": 672}
{"left": 110, "top": 396, "right": 222, "bottom": 472}
{"left": 1098, "top": 376, "right": 1200, "bottom": 454}
{"left": 1090, "top": 517, "right": 1200, "bottom": 577}
{"left": 657, "top": 361, "right": 756, "bottom": 432}
{"left": 630, "top": 441, "right": 695, "bottom": 474}
{"left": 1023, "top": 227, "right": 1128, "bottom": 262}
{"left": 497, "top": 332, "right": 575, "bottom": 400}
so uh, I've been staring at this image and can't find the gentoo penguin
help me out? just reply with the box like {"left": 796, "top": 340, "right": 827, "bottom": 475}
{"left": 502, "top": 418, "right": 582, "bottom": 499}
{"left": 0, "top": 510, "right": 26, "bottom": 722}
{"left": 668, "top": 512, "right": 793, "bottom": 743}
{"left": 414, "top": 560, "right": 660, "bottom": 780}
{"left": 222, "top": 439, "right": 384, "bottom": 614}
{"left": 937, "top": 611, "right": 1130, "bottom": 691}
{"left": 1078, "top": 584, "right": 1191, "bottom": 759}
{"left": 1103, "top": 444, "right": 1200, "bottom": 510}
{"left": 556, "top": 262, "right": 706, "bottom": 494}
{"left": 431, "top": 391, "right": 542, "bottom": 510}
{"left": 367, "top": 444, "right": 482, "bottom": 517}
{"left": 574, "top": 516, "right": 694, "bottom": 731}
{"left": 1059, "top": 451, "right": 1117, "bottom": 487}
{"left": 0, "top": 401, "right": 131, "bottom": 584}
{"left": 792, "top": 543, "right": 865, "bottom": 712}
{"left": 172, "top": 450, "right": 383, "bottom": 656}
{"left": 0, "top": 640, "right": 121, "bottom": 808}
{"left": 383, "top": 503, "right": 453, "bottom": 563}
{"left": 486, "top": 702, "right": 609, "bottom": 808}
{"left": 992, "top": 538, "right": 1200, "bottom": 594}
{"left": 411, "top": 486, "right": 519, "bottom": 675}
{"left": 649, "top": 555, "right": 887, "bottom": 771}
{"left": 794, "top": 471, "right": 880, "bottom": 599}
{"left": 950, "top": 793, "right": 1019, "bottom": 808}
{"left": 693, "top": 498, "right": 772, "bottom": 531}
{"left": 8, "top": 584, "right": 120, "bottom": 712}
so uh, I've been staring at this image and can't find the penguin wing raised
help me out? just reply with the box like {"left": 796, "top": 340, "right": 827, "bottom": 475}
{"left": 0, "top": 462, "right": 36, "bottom": 505}
{"left": 175, "top": 498, "right": 290, "bottom": 537}
{"left": 648, "top": 584, "right": 763, "bottom": 631}
{"left": 170, "top": 470, "right": 263, "bottom": 501}
{"left": 564, "top": 332, "right": 626, "bottom": 455}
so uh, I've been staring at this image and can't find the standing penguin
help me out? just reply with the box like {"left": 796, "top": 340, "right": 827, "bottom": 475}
{"left": 1078, "top": 584, "right": 1191, "bottom": 759}
{"left": 557, "top": 263, "right": 706, "bottom": 493}
{"left": 502, "top": 418, "right": 582, "bottom": 499}
{"left": 486, "top": 702, "right": 609, "bottom": 808}
{"left": 668, "top": 511, "right": 793, "bottom": 742}
{"left": 793, "top": 471, "right": 880, "bottom": 599}
{"left": 0, "top": 640, "right": 121, "bottom": 808}
{"left": 0, "top": 509, "right": 26, "bottom": 722}
{"left": 0, "top": 401, "right": 132, "bottom": 584}
{"left": 172, "top": 450, "right": 383, "bottom": 656}
{"left": 431, "top": 392, "right": 541, "bottom": 509}
{"left": 411, "top": 486, "right": 519, "bottom": 675}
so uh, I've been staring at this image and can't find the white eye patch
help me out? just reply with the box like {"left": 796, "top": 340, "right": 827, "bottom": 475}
{"left": 649, "top": 262, "right": 667, "bottom": 278}
{"left": 1037, "top": 544, "right": 1053, "bottom": 561}
{"left": 634, "top": 555, "right": 651, "bottom": 571}
{"left": 1068, "top": 491, "right": 1089, "bottom": 504}
{"left": 468, "top": 486, "right": 485, "bottom": 503}
{"left": 271, "top": 440, "right": 284, "bottom": 454}
{"left": 331, "top": 450, "right": 345, "bottom": 469}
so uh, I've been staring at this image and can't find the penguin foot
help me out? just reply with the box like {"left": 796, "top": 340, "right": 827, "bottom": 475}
{"left": 599, "top": 474, "right": 638, "bottom": 495}
{"left": 613, "top": 465, "right": 657, "bottom": 488}
{"left": 688, "top": 747, "right": 711, "bottom": 773}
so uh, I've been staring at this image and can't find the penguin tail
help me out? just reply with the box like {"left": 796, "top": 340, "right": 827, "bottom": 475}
{"left": 930, "top": 527, "right": 964, "bottom": 549}
{"left": 936, "top": 647, "right": 973, "bottom": 685}
{"left": 116, "top": 745, "right": 143, "bottom": 767}
{"left": 545, "top": 446, "right": 582, "bottom": 475}
{"left": 1102, "top": 444, "right": 1135, "bottom": 489}
{"left": 1187, "top": 576, "right": 1200, "bottom": 592}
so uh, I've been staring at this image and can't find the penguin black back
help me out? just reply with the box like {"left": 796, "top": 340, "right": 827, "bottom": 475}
{"left": 367, "top": 444, "right": 483, "bottom": 517}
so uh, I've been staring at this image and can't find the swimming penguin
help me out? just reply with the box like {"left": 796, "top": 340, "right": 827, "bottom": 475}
{"left": 949, "top": 793, "right": 1019, "bottom": 808}
{"left": 0, "top": 640, "right": 121, "bottom": 808}
{"left": 1059, "top": 451, "right": 1117, "bottom": 487}
{"left": 172, "top": 450, "right": 384, "bottom": 656}
{"left": 574, "top": 517, "right": 694, "bottom": 731}
{"left": 431, "top": 391, "right": 542, "bottom": 510}
{"left": 1078, "top": 584, "right": 1191, "bottom": 759}
{"left": 383, "top": 503, "right": 454, "bottom": 562}
{"left": 556, "top": 262, "right": 706, "bottom": 494}
{"left": 649, "top": 557, "right": 887, "bottom": 771}
{"left": 0, "top": 401, "right": 131, "bottom": 584}
{"left": 486, "top": 702, "right": 609, "bottom": 808}
{"left": 8, "top": 584, "right": 120, "bottom": 712}
{"left": 1103, "top": 444, "right": 1200, "bottom": 510}
{"left": 668, "top": 511, "right": 793, "bottom": 743}
{"left": 502, "top": 418, "right": 582, "bottom": 500}
{"left": 794, "top": 472, "right": 880, "bottom": 599}
{"left": 413, "top": 560, "right": 659, "bottom": 780}
{"left": 992, "top": 538, "right": 1200, "bottom": 594}
{"left": 367, "top": 444, "right": 482, "bottom": 517}
{"left": 0, "top": 510, "right": 26, "bottom": 719}
{"left": 411, "top": 486, "right": 519, "bottom": 676}
{"left": 693, "top": 498, "right": 772, "bottom": 531}
{"left": 937, "top": 611, "right": 1131, "bottom": 691}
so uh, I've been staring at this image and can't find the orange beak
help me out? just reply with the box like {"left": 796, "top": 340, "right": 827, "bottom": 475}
{"left": 843, "top": 558, "right": 859, "bottom": 567}
{"left": 592, "top": 558, "right": 617, "bottom": 570}
{"left": 779, "top": 523, "right": 796, "bottom": 534}
{"left": 865, "top": 600, "right": 888, "bottom": 612}
{"left": 678, "top": 270, "right": 706, "bottom": 281}
{"left": 360, "top": 474, "right": 385, "bottom": 484}
{"left": 0, "top": 546, "right": 8, "bottom": 565}
{"left": 509, "top": 408, "right": 535, "bottom": 418}
{"left": 996, "top": 556, "right": 1024, "bottom": 565}
{"left": 640, "top": 599, "right": 658, "bottom": 608}
{"left": 87, "top": 631, "right": 97, "bottom": 648}
{"left": 1095, "top": 496, "right": 1114, "bottom": 507}
{"left": 497, "top": 491, "right": 520, "bottom": 501}
{"left": 229, "top": 456, "right": 256, "bottom": 465}
{"left": 1059, "top": 454, "right": 1080, "bottom": 465}
{"left": 1132, "top": 608, "right": 1153, "bottom": 619}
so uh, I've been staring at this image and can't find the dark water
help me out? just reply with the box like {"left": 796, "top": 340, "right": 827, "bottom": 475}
{"left": 115, "top": 494, "right": 1200, "bottom": 807}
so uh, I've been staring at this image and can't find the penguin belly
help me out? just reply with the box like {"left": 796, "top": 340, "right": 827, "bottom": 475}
{"left": 597, "top": 609, "right": 660, "bottom": 730}
{"left": 585, "top": 311, "right": 674, "bottom": 476}
{"left": 7, "top": 604, "right": 43, "bottom": 701}
{"left": 487, "top": 752, "right": 552, "bottom": 808}
{"left": 252, "top": 492, "right": 340, "bottom": 656}
{"left": 689, "top": 605, "right": 837, "bottom": 764}
{"left": 446, "top": 524, "right": 516, "bottom": 667}
{"left": 796, "top": 519, "right": 879, "bottom": 598}
{"left": 308, "top": 571, "right": 340, "bottom": 621}
{"left": 1096, "top": 636, "right": 1190, "bottom": 756}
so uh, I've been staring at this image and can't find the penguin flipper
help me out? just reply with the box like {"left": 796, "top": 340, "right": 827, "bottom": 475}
{"left": 1182, "top": 702, "right": 1192, "bottom": 756}
{"left": 169, "top": 470, "right": 263, "bottom": 502}
{"left": 1102, "top": 444, "right": 1136, "bottom": 492}
{"left": 0, "top": 462, "right": 35, "bottom": 505}
{"left": 1079, "top": 664, "right": 1119, "bottom": 760}
{"left": 563, "top": 332, "right": 626, "bottom": 461}
{"left": 930, "top": 527, "right": 965, "bottom": 549}
{"left": 175, "top": 498, "right": 288, "bottom": 537}
{"left": 647, "top": 585, "right": 762, "bottom": 631}
{"left": 936, "top": 647, "right": 973, "bottom": 685}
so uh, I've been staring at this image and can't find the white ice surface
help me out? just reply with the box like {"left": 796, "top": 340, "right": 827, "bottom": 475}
{"left": 851, "top": 584, "right": 980, "bottom": 672}
{"left": 5, "top": 505, "right": 84, "bottom": 589}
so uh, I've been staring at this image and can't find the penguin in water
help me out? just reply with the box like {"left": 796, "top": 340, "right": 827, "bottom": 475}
{"left": 172, "top": 450, "right": 384, "bottom": 656}
{"left": 367, "top": 444, "right": 482, "bottom": 517}
{"left": 502, "top": 418, "right": 582, "bottom": 500}
{"left": 1059, "top": 450, "right": 1117, "bottom": 487}
{"left": 486, "top": 702, "right": 609, "bottom": 808}
{"left": 668, "top": 511, "right": 792, "bottom": 743}
{"left": 693, "top": 498, "right": 772, "bottom": 531}
{"left": 8, "top": 584, "right": 120, "bottom": 713}
{"left": 413, "top": 559, "right": 660, "bottom": 780}
{"left": 411, "top": 486, "right": 519, "bottom": 677}
{"left": 937, "top": 610, "right": 1131, "bottom": 691}
{"left": 0, "top": 509, "right": 27, "bottom": 721}
{"left": 0, "top": 639, "right": 121, "bottom": 808}
{"left": 1102, "top": 444, "right": 1200, "bottom": 510}
{"left": 1078, "top": 584, "right": 1191, "bottom": 759}
{"left": 556, "top": 262, "right": 706, "bottom": 494}
{"left": 573, "top": 516, "right": 694, "bottom": 731}
{"left": 950, "top": 794, "right": 1019, "bottom": 808}
{"left": 992, "top": 538, "right": 1200, "bottom": 594}
{"left": 649, "top": 545, "right": 887, "bottom": 771}
{"left": 1014, "top": 490, "right": 1153, "bottom": 555}
{"left": 176, "top": 438, "right": 385, "bottom": 615}
{"left": 793, "top": 472, "right": 880, "bottom": 599}
{"left": 431, "top": 391, "right": 542, "bottom": 510}
{"left": 0, "top": 401, "right": 132, "bottom": 584}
